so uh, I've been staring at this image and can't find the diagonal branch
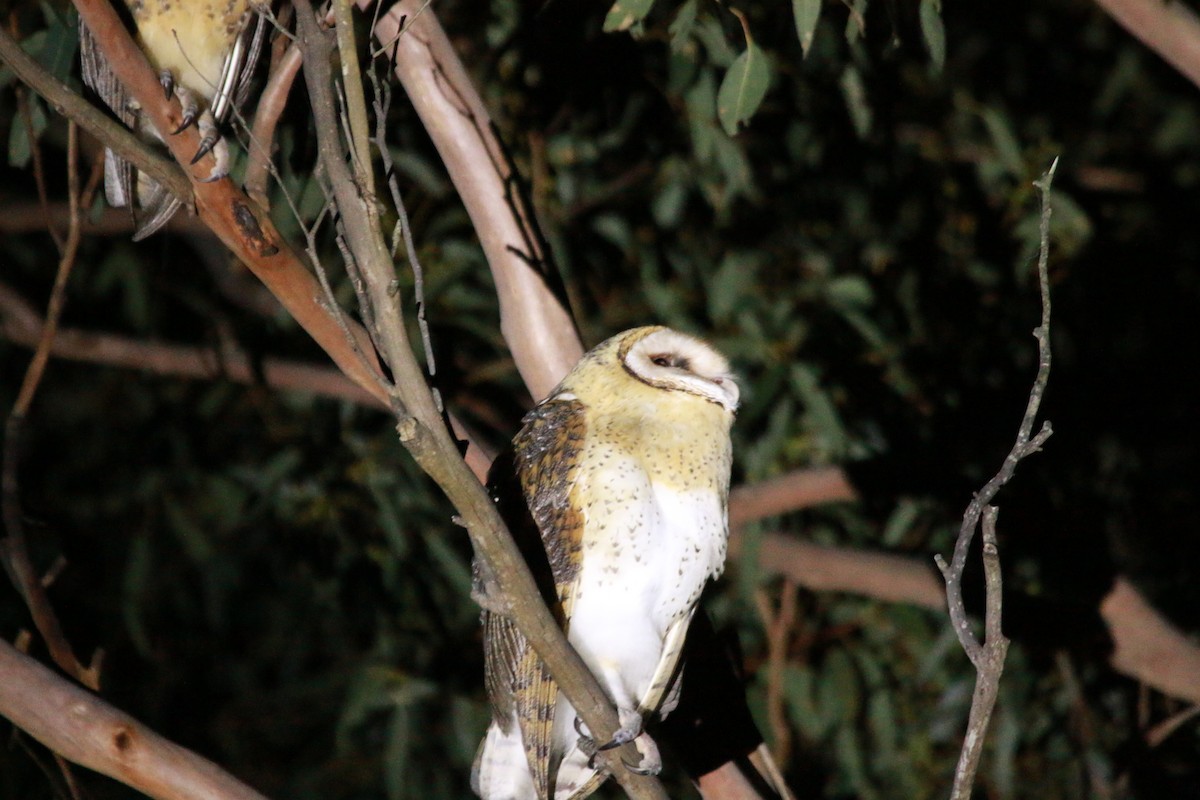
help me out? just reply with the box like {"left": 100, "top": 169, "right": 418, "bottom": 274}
{"left": 291, "top": 2, "right": 665, "bottom": 795}
{"left": 0, "top": 639, "right": 269, "bottom": 800}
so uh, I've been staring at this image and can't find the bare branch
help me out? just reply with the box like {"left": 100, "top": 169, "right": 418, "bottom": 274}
{"left": 1094, "top": 0, "right": 1200, "bottom": 91}
{"left": 2, "top": 123, "right": 97, "bottom": 692}
{"left": 373, "top": 0, "right": 583, "bottom": 400}
{"left": 729, "top": 466, "right": 857, "bottom": 527}
{"left": 0, "top": 639, "right": 269, "bottom": 800}
{"left": 935, "top": 158, "right": 1058, "bottom": 800}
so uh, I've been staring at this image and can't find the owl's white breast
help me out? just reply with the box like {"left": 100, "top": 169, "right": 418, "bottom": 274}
{"left": 564, "top": 438, "right": 727, "bottom": 712}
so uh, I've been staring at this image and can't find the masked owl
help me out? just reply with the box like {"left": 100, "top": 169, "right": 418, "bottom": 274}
{"left": 472, "top": 326, "right": 738, "bottom": 800}
{"left": 79, "top": 0, "right": 267, "bottom": 239}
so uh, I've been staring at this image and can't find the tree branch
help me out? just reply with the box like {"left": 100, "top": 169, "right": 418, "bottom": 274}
{"left": 1094, "top": 0, "right": 1200, "bottom": 91}
{"left": 291, "top": 3, "right": 665, "bottom": 795}
{"left": 373, "top": 0, "right": 583, "bottom": 400}
{"left": 0, "top": 640, "right": 269, "bottom": 800}
{"left": 933, "top": 159, "right": 1057, "bottom": 799}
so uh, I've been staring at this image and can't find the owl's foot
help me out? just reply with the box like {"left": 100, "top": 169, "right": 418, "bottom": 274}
{"left": 595, "top": 707, "right": 643, "bottom": 752}
{"left": 171, "top": 84, "right": 199, "bottom": 134}
{"left": 573, "top": 711, "right": 662, "bottom": 776}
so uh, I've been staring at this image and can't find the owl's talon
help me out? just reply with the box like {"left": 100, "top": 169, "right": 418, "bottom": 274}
{"left": 172, "top": 110, "right": 196, "bottom": 135}
{"left": 171, "top": 85, "right": 199, "bottom": 134}
{"left": 192, "top": 135, "right": 218, "bottom": 165}
{"left": 159, "top": 69, "right": 174, "bottom": 100}
{"left": 622, "top": 754, "right": 661, "bottom": 776}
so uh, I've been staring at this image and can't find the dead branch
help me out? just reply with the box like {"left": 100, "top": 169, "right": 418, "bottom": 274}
{"left": 933, "top": 160, "right": 1057, "bottom": 799}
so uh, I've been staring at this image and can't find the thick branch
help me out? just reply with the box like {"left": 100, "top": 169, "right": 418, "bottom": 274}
{"left": 1094, "top": 0, "right": 1200, "bottom": 91}
{"left": 61, "top": 0, "right": 390, "bottom": 408}
{"left": 0, "top": 640, "right": 268, "bottom": 800}
{"left": 375, "top": 0, "right": 583, "bottom": 400}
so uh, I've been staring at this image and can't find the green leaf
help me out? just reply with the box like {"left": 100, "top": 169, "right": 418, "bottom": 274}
{"left": 603, "top": 0, "right": 655, "bottom": 33}
{"left": 793, "top": 0, "right": 822, "bottom": 57}
{"left": 669, "top": 0, "right": 698, "bottom": 50}
{"left": 881, "top": 498, "right": 921, "bottom": 546}
{"left": 717, "top": 42, "right": 770, "bottom": 136}
{"left": 919, "top": 0, "right": 945, "bottom": 72}
{"left": 839, "top": 66, "right": 872, "bottom": 138}
{"left": 980, "top": 107, "right": 1024, "bottom": 177}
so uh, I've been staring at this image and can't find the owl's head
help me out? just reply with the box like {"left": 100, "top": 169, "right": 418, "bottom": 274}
{"left": 556, "top": 326, "right": 739, "bottom": 413}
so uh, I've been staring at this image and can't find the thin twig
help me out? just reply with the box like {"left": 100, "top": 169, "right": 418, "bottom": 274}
{"left": 367, "top": 63, "right": 440, "bottom": 409}
{"left": 1, "top": 121, "right": 99, "bottom": 692}
{"left": 934, "top": 158, "right": 1058, "bottom": 799}
{"left": 754, "top": 580, "right": 798, "bottom": 767}
{"left": 15, "top": 83, "right": 64, "bottom": 254}
{"left": 244, "top": 6, "right": 299, "bottom": 208}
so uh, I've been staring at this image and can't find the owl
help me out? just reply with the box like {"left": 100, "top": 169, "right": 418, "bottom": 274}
{"left": 79, "top": 0, "right": 266, "bottom": 239}
{"left": 472, "top": 326, "right": 739, "bottom": 800}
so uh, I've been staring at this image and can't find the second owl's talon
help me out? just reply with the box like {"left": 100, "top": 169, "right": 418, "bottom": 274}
{"left": 159, "top": 69, "right": 174, "bottom": 100}
{"left": 191, "top": 135, "right": 218, "bottom": 165}
{"left": 171, "top": 85, "right": 199, "bottom": 134}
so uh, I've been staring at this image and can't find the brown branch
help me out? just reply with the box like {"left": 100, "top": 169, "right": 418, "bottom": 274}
{"left": 0, "top": 282, "right": 382, "bottom": 407}
{"left": 58, "top": 0, "right": 391, "bottom": 411}
{"left": 244, "top": 6, "right": 299, "bottom": 208}
{"left": 374, "top": 0, "right": 584, "bottom": 401}
{"left": 1094, "top": 0, "right": 1200, "bottom": 91}
{"left": 0, "top": 639, "right": 269, "bottom": 800}
{"left": 729, "top": 466, "right": 857, "bottom": 527}
{"left": 753, "top": 580, "right": 798, "bottom": 768}
{"left": 0, "top": 202, "right": 210, "bottom": 236}
{"left": 2, "top": 123, "right": 99, "bottom": 693}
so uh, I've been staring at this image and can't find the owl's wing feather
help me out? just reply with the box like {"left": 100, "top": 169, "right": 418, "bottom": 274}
{"left": 481, "top": 397, "right": 587, "bottom": 800}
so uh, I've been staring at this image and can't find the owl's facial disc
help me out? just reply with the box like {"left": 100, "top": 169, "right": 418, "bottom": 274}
{"left": 624, "top": 329, "right": 739, "bottom": 412}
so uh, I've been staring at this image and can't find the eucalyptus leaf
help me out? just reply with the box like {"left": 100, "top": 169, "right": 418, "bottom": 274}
{"left": 603, "top": 0, "right": 655, "bottom": 33}
{"left": 717, "top": 42, "right": 770, "bottom": 136}
{"left": 793, "top": 0, "right": 822, "bottom": 57}
{"left": 919, "top": 0, "right": 945, "bottom": 72}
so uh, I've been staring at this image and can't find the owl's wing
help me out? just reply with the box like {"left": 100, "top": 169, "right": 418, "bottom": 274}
{"left": 481, "top": 396, "right": 587, "bottom": 800}
{"left": 79, "top": 23, "right": 136, "bottom": 216}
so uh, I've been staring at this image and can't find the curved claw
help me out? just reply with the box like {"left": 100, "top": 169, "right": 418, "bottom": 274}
{"left": 191, "top": 135, "right": 218, "bottom": 166}
{"left": 596, "top": 737, "right": 625, "bottom": 753}
{"left": 159, "top": 69, "right": 174, "bottom": 100}
{"left": 621, "top": 754, "right": 661, "bottom": 776}
{"left": 172, "top": 110, "right": 197, "bottom": 135}
{"left": 572, "top": 716, "right": 588, "bottom": 738}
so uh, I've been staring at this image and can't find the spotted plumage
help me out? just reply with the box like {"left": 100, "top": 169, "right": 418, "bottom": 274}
{"left": 473, "top": 326, "right": 738, "bottom": 800}
{"left": 79, "top": 0, "right": 266, "bottom": 239}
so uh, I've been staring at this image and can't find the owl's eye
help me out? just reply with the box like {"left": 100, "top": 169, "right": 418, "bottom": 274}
{"left": 652, "top": 355, "right": 691, "bottom": 371}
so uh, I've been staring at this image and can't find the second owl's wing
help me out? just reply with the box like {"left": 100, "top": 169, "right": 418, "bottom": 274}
{"left": 79, "top": 23, "right": 136, "bottom": 214}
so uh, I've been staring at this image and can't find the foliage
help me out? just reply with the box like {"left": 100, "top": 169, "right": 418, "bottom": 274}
{"left": 2, "top": 0, "right": 1200, "bottom": 798}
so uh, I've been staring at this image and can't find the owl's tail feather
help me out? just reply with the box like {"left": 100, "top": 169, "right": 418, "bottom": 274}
{"left": 473, "top": 719, "right": 538, "bottom": 800}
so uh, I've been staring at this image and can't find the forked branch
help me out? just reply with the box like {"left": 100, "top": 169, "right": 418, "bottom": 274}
{"left": 934, "top": 159, "right": 1058, "bottom": 799}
